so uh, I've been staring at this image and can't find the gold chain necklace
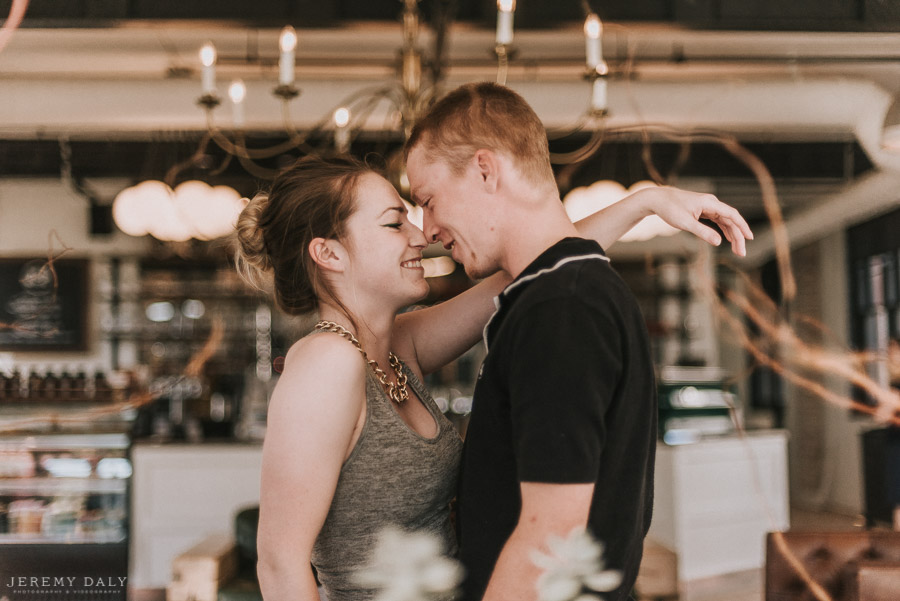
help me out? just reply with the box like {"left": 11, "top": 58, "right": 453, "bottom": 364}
{"left": 314, "top": 320, "right": 409, "bottom": 405}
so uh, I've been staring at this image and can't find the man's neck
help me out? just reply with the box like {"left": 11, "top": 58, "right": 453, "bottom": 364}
{"left": 500, "top": 210, "right": 581, "bottom": 279}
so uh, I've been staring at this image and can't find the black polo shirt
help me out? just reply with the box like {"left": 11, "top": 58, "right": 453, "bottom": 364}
{"left": 457, "top": 237, "right": 657, "bottom": 601}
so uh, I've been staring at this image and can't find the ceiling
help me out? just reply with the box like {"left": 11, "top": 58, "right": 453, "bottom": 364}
{"left": 2, "top": 1, "right": 900, "bottom": 262}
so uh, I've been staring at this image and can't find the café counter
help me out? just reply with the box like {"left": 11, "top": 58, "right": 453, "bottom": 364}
{"left": 129, "top": 441, "right": 263, "bottom": 591}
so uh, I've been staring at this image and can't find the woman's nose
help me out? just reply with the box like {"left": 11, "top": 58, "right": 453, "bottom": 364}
{"left": 410, "top": 225, "right": 428, "bottom": 249}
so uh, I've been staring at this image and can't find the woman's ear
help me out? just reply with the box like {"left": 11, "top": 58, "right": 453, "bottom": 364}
{"left": 473, "top": 149, "right": 500, "bottom": 194}
{"left": 308, "top": 237, "right": 346, "bottom": 273}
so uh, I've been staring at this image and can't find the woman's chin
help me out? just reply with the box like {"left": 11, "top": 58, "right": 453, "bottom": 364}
{"left": 406, "top": 283, "right": 430, "bottom": 305}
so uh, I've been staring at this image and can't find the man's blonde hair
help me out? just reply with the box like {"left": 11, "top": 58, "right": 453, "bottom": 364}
{"left": 405, "top": 82, "right": 555, "bottom": 187}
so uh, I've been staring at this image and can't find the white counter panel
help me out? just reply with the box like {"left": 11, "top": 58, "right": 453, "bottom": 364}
{"left": 129, "top": 443, "right": 263, "bottom": 589}
{"left": 647, "top": 430, "right": 789, "bottom": 581}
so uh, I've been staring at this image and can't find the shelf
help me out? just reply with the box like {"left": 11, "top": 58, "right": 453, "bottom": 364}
{"left": 0, "top": 477, "right": 127, "bottom": 495}
{"left": 0, "top": 401, "right": 131, "bottom": 411}
{"left": 0, "top": 532, "right": 126, "bottom": 545}
{"left": 0, "top": 432, "right": 129, "bottom": 450}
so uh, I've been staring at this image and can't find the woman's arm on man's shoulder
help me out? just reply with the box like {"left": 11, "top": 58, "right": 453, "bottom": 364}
{"left": 256, "top": 335, "right": 366, "bottom": 601}
{"left": 582, "top": 185, "right": 754, "bottom": 256}
{"left": 393, "top": 187, "right": 753, "bottom": 375}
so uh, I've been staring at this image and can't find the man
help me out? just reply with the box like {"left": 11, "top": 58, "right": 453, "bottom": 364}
{"left": 404, "top": 82, "right": 750, "bottom": 601}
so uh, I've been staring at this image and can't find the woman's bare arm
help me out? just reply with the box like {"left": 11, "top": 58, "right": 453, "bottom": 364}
{"left": 256, "top": 335, "right": 365, "bottom": 601}
{"left": 584, "top": 186, "right": 753, "bottom": 256}
{"left": 394, "top": 187, "right": 753, "bottom": 375}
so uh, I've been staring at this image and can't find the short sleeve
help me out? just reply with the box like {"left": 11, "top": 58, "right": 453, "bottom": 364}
{"left": 506, "top": 295, "right": 623, "bottom": 483}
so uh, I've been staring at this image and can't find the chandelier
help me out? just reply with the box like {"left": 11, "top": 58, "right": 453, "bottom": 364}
{"left": 188, "top": 0, "right": 610, "bottom": 176}
{"left": 113, "top": 0, "right": 613, "bottom": 242}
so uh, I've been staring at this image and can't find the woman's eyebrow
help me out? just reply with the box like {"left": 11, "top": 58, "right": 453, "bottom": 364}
{"left": 379, "top": 206, "right": 405, "bottom": 217}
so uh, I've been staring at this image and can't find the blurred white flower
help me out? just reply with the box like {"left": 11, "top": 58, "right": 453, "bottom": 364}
{"left": 354, "top": 526, "right": 464, "bottom": 601}
{"left": 531, "top": 528, "right": 623, "bottom": 601}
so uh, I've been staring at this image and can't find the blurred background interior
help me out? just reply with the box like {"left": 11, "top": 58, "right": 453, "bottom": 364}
{"left": 1, "top": 1, "right": 900, "bottom": 600}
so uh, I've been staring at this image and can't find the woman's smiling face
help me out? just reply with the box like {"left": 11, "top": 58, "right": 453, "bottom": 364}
{"left": 340, "top": 172, "right": 430, "bottom": 308}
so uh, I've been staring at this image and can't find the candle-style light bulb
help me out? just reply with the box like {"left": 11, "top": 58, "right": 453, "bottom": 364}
{"left": 199, "top": 42, "right": 217, "bottom": 95}
{"left": 229, "top": 79, "right": 246, "bottom": 128}
{"left": 229, "top": 80, "right": 246, "bottom": 104}
{"left": 591, "top": 77, "right": 607, "bottom": 114}
{"left": 279, "top": 26, "right": 298, "bottom": 86}
{"left": 496, "top": 0, "right": 515, "bottom": 46}
{"left": 279, "top": 26, "right": 298, "bottom": 53}
{"left": 333, "top": 107, "right": 351, "bottom": 152}
{"left": 333, "top": 107, "right": 351, "bottom": 128}
{"left": 584, "top": 14, "right": 603, "bottom": 70}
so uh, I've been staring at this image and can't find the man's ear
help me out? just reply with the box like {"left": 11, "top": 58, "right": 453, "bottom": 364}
{"left": 473, "top": 149, "right": 500, "bottom": 194}
{"left": 308, "top": 237, "right": 346, "bottom": 273}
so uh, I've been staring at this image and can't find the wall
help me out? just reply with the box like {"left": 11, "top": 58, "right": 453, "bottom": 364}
{"left": 818, "top": 229, "right": 869, "bottom": 515}
{"left": 783, "top": 231, "right": 868, "bottom": 515}
{"left": 0, "top": 177, "right": 148, "bottom": 373}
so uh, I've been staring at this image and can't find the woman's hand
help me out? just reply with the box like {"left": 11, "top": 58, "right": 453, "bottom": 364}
{"left": 576, "top": 186, "right": 753, "bottom": 256}
{"left": 627, "top": 186, "right": 753, "bottom": 256}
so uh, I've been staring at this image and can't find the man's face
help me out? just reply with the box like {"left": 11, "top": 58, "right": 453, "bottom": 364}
{"left": 406, "top": 146, "right": 502, "bottom": 280}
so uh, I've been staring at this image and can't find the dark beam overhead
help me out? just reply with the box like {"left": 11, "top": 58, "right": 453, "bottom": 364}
{"left": 0, "top": 138, "right": 873, "bottom": 192}
{"left": 2, "top": 0, "right": 899, "bottom": 31}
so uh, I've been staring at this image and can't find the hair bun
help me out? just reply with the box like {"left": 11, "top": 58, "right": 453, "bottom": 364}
{"left": 233, "top": 193, "right": 272, "bottom": 289}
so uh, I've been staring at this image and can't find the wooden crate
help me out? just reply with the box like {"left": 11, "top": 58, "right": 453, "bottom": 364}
{"left": 167, "top": 533, "right": 238, "bottom": 601}
{"left": 635, "top": 538, "right": 679, "bottom": 600}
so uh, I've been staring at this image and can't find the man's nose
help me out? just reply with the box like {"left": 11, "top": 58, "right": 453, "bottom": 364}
{"left": 421, "top": 212, "right": 440, "bottom": 244}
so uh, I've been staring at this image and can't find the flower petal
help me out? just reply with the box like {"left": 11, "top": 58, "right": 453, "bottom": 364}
{"left": 584, "top": 570, "right": 623, "bottom": 592}
{"left": 537, "top": 574, "right": 582, "bottom": 601}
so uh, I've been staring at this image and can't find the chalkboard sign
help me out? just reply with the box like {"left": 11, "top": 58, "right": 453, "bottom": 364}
{"left": 0, "top": 258, "right": 89, "bottom": 351}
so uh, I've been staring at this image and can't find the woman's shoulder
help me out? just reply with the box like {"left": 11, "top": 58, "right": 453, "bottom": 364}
{"left": 284, "top": 331, "right": 366, "bottom": 373}
{"left": 270, "top": 333, "right": 367, "bottom": 406}
{"left": 267, "top": 333, "right": 367, "bottom": 422}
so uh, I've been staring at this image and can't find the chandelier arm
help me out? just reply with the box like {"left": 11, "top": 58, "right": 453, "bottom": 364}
{"left": 204, "top": 112, "right": 244, "bottom": 157}
{"left": 208, "top": 151, "right": 234, "bottom": 177}
{"left": 348, "top": 90, "right": 397, "bottom": 133}
{"left": 304, "top": 86, "right": 401, "bottom": 145}
{"left": 548, "top": 127, "right": 607, "bottom": 165}
{"left": 163, "top": 133, "right": 212, "bottom": 187}
{"left": 207, "top": 129, "right": 244, "bottom": 158}
{"left": 280, "top": 100, "right": 318, "bottom": 155}
{"left": 201, "top": 84, "right": 404, "bottom": 168}
{"left": 545, "top": 112, "right": 593, "bottom": 141}
{"left": 207, "top": 110, "right": 308, "bottom": 160}
{"left": 234, "top": 144, "right": 280, "bottom": 179}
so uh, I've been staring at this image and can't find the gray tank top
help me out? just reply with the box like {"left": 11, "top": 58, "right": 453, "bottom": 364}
{"left": 311, "top": 358, "right": 463, "bottom": 601}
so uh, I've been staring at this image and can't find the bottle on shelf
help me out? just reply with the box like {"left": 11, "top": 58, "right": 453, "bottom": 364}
{"left": 58, "top": 368, "right": 74, "bottom": 401}
{"left": 94, "top": 370, "right": 112, "bottom": 403}
{"left": 10, "top": 369, "right": 22, "bottom": 401}
{"left": 27, "top": 367, "right": 43, "bottom": 402}
{"left": 73, "top": 368, "right": 87, "bottom": 401}
{"left": 43, "top": 367, "right": 59, "bottom": 402}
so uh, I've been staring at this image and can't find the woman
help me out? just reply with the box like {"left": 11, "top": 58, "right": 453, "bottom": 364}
{"left": 234, "top": 155, "right": 750, "bottom": 601}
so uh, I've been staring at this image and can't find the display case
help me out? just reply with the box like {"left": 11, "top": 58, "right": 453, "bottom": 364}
{"left": 0, "top": 432, "right": 130, "bottom": 600}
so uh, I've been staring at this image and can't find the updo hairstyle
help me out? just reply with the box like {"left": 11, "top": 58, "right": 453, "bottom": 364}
{"left": 234, "top": 155, "right": 374, "bottom": 315}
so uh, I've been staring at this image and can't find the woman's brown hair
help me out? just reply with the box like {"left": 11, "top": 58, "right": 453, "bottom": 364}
{"left": 234, "top": 155, "right": 373, "bottom": 317}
